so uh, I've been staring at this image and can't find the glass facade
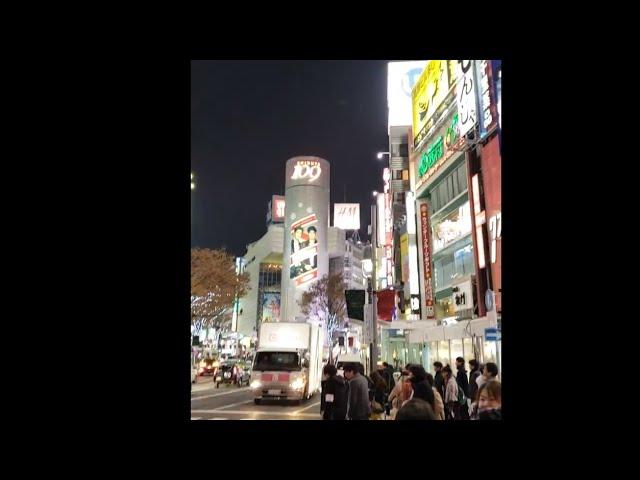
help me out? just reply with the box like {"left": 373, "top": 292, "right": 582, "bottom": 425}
{"left": 257, "top": 263, "right": 282, "bottom": 326}
{"left": 424, "top": 336, "right": 487, "bottom": 375}
{"left": 450, "top": 338, "right": 463, "bottom": 365}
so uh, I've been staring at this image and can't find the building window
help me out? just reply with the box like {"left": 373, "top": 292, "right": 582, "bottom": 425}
{"left": 433, "top": 236, "right": 474, "bottom": 292}
{"left": 450, "top": 339, "right": 463, "bottom": 365}
{"left": 438, "top": 340, "right": 450, "bottom": 367}
{"left": 463, "top": 337, "right": 474, "bottom": 361}
{"left": 457, "top": 163, "right": 467, "bottom": 195}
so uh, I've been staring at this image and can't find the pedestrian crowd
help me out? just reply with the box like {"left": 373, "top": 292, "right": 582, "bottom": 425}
{"left": 320, "top": 357, "right": 501, "bottom": 421}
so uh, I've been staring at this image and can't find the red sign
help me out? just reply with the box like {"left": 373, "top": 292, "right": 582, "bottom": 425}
{"left": 376, "top": 289, "right": 396, "bottom": 322}
{"left": 272, "top": 196, "right": 285, "bottom": 222}
{"left": 420, "top": 203, "right": 435, "bottom": 319}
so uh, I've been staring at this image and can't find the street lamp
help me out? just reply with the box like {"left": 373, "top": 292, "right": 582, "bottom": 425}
{"left": 191, "top": 172, "right": 196, "bottom": 190}
{"left": 377, "top": 151, "right": 390, "bottom": 160}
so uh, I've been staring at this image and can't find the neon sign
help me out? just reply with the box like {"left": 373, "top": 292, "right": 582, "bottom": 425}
{"left": 291, "top": 160, "right": 322, "bottom": 182}
{"left": 418, "top": 114, "right": 459, "bottom": 179}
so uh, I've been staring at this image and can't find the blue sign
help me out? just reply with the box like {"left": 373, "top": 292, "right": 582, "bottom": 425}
{"left": 485, "top": 327, "right": 501, "bottom": 341}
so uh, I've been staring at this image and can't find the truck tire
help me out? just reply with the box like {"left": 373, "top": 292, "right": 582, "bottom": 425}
{"left": 254, "top": 399, "right": 261, "bottom": 405}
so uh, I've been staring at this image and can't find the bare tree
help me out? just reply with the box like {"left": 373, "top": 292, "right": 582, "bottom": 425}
{"left": 298, "top": 273, "right": 347, "bottom": 361}
{"left": 191, "top": 248, "right": 250, "bottom": 339}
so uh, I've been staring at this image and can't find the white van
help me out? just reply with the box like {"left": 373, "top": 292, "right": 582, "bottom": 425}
{"left": 335, "top": 353, "right": 365, "bottom": 377}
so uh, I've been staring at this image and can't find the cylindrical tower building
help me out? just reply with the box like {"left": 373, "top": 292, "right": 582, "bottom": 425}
{"left": 281, "top": 156, "right": 331, "bottom": 322}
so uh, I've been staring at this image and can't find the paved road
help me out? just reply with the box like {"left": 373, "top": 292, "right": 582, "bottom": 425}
{"left": 191, "top": 375, "right": 322, "bottom": 420}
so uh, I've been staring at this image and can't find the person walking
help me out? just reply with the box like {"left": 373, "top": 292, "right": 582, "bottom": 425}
{"left": 442, "top": 365, "right": 460, "bottom": 420}
{"left": 388, "top": 364, "right": 413, "bottom": 419}
{"left": 468, "top": 360, "right": 482, "bottom": 403}
{"left": 455, "top": 357, "right": 470, "bottom": 420}
{"left": 382, "top": 361, "right": 396, "bottom": 393}
{"left": 425, "top": 373, "right": 445, "bottom": 420}
{"left": 369, "top": 371, "right": 388, "bottom": 420}
{"left": 407, "top": 364, "right": 435, "bottom": 410}
{"left": 343, "top": 363, "right": 371, "bottom": 420}
{"left": 468, "top": 359, "right": 482, "bottom": 418}
{"left": 475, "top": 362, "right": 499, "bottom": 391}
{"left": 433, "top": 361, "right": 445, "bottom": 403}
{"left": 319, "top": 364, "right": 348, "bottom": 420}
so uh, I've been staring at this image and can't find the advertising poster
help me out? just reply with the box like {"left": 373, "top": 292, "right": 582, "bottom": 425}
{"left": 387, "top": 61, "right": 428, "bottom": 129}
{"left": 412, "top": 60, "right": 455, "bottom": 148}
{"left": 290, "top": 212, "right": 319, "bottom": 287}
{"left": 261, "top": 292, "right": 281, "bottom": 323}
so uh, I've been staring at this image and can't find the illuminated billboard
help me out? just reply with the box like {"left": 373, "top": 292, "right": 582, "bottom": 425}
{"left": 289, "top": 213, "right": 319, "bottom": 287}
{"left": 412, "top": 60, "right": 459, "bottom": 148}
{"left": 261, "top": 292, "right": 281, "bottom": 323}
{"left": 333, "top": 203, "right": 360, "bottom": 230}
{"left": 267, "top": 195, "right": 285, "bottom": 224}
{"left": 387, "top": 61, "right": 428, "bottom": 129}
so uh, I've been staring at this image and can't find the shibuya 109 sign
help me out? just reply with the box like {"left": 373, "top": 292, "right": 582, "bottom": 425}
{"left": 420, "top": 203, "right": 436, "bottom": 319}
{"left": 290, "top": 159, "right": 322, "bottom": 182}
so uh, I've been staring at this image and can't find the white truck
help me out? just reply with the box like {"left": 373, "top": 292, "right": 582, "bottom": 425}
{"left": 251, "top": 322, "right": 325, "bottom": 405}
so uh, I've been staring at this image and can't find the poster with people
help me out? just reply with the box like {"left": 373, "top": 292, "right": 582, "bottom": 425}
{"left": 290, "top": 213, "right": 319, "bottom": 286}
{"left": 261, "top": 292, "right": 281, "bottom": 323}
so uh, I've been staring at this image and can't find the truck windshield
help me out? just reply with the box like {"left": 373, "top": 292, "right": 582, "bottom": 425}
{"left": 254, "top": 352, "right": 300, "bottom": 371}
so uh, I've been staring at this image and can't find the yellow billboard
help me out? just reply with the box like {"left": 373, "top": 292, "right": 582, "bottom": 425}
{"left": 412, "top": 60, "right": 458, "bottom": 148}
{"left": 400, "top": 233, "right": 409, "bottom": 282}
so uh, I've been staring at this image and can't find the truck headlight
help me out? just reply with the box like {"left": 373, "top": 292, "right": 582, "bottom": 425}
{"left": 290, "top": 378, "right": 305, "bottom": 390}
{"left": 250, "top": 380, "right": 262, "bottom": 389}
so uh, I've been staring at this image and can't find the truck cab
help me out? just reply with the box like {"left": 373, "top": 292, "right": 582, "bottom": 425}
{"left": 251, "top": 348, "right": 310, "bottom": 404}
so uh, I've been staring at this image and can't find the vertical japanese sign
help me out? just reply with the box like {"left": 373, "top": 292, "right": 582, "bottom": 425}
{"left": 476, "top": 60, "right": 498, "bottom": 138}
{"left": 420, "top": 203, "right": 435, "bottom": 319}
{"left": 456, "top": 60, "right": 477, "bottom": 137}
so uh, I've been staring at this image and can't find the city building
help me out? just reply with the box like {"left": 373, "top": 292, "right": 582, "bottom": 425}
{"left": 376, "top": 60, "right": 502, "bottom": 373}
{"left": 237, "top": 197, "right": 285, "bottom": 350}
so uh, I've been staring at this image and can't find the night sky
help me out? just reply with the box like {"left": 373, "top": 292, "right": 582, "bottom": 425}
{"left": 191, "top": 60, "right": 390, "bottom": 257}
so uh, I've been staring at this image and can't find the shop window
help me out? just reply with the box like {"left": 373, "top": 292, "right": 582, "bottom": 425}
{"left": 450, "top": 339, "right": 464, "bottom": 366}
{"left": 454, "top": 244, "right": 474, "bottom": 276}
{"left": 428, "top": 341, "right": 439, "bottom": 374}
{"left": 483, "top": 338, "right": 497, "bottom": 365}
{"left": 438, "top": 182, "right": 448, "bottom": 211}
{"left": 432, "top": 201, "right": 472, "bottom": 254}
{"left": 438, "top": 340, "right": 450, "bottom": 367}
{"left": 435, "top": 295, "right": 454, "bottom": 319}
{"left": 463, "top": 337, "right": 475, "bottom": 361}
{"left": 443, "top": 258, "right": 454, "bottom": 287}
{"left": 457, "top": 163, "right": 468, "bottom": 193}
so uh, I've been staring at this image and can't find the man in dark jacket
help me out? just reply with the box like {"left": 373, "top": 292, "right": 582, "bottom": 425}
{"left": 468, "top": 359, "right": 482, "bottom": 402}
{"left": 408, "top": 364, "right": 435, "bottom": 409}
{"left": 320, "top": 364, "right": 348, "bottom": 420}
{"left": 343, "top": 363, "right": 371, "bottom": 420}
{"left": 433, "top": 361, "right": 445, "bottom": 401}
{"left": 382, "top": 362, "right": 396, "bottom": 393}
{"left": 455, "top": 357, "right": 470, "bottom": 420}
